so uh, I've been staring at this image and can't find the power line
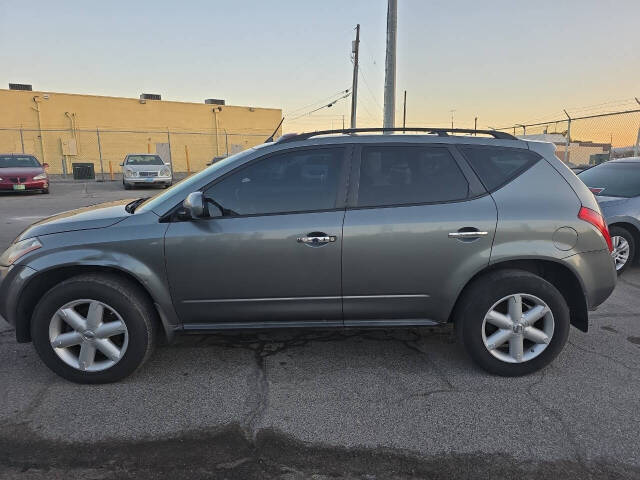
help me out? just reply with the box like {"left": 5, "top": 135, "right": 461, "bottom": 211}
{"left": 284, "top": 88, "right": 351, "bottom": 117}
{"left": 288, "top": 92, "right": 352, "bottom": 121}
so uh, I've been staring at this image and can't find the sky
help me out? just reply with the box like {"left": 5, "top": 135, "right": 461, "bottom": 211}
{"left": 1, "top": 0, "right": 639, "bottom": 134}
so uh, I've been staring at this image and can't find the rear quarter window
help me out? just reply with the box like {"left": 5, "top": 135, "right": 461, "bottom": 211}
{"left": 458, "top": 146, "right": 541, "bottom": 191}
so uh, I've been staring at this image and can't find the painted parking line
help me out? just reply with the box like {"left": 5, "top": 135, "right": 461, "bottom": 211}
{"left": 6, "top": 215, "right": 47, "bottom": 222}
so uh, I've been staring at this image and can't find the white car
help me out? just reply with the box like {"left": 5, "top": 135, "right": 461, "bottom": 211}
{"left": 121, "top": 154, "right": 172, "bottom": 189}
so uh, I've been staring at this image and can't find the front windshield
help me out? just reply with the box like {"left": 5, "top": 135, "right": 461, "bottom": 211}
{"left": 136, "top": 146, "right": 264, "bottom": 213}
{"left": 126, "top": 155, "right": 164, "bottom": 165}
{"left": 0, "top": 155, "right": 40, "bottom": 168}
{"left": 579, "top": 162, "right": 640, "bottom": 198}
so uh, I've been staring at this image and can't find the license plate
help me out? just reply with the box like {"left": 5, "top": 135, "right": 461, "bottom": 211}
{"left": 145, "top": 178, "right": 154, "bottom": 182}
{"left": 13, "top": 184, "right": 26, "bottom": 190}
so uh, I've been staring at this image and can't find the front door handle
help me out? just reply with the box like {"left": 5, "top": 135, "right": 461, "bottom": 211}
{"left": 297, "top": 234, "right": 336, "bottom": 245}
{"left": 448, "top": 230, "right": 488, "bottom": 239}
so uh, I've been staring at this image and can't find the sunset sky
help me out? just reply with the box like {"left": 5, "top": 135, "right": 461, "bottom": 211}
{"left": 1, "top": 0, "right": 639, "bottom": 136}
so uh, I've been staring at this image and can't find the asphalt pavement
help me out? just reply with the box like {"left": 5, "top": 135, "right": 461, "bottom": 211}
{"left": 1, "top": 182, "right": 639, "bottom": 479}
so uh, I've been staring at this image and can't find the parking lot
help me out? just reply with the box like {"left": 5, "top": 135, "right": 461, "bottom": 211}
{"left": 1, "top": 181, "right": 639, "bottom": 479}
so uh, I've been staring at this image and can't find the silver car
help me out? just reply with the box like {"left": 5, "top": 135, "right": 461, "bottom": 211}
{"left": 578, "top": 156, "right": 640, "bottom": 273}
{"left": 0, "top": 128, "right": 616, "bottom": 383}
{"left": 121, "top": 153, "right": 172, "bottom": 189}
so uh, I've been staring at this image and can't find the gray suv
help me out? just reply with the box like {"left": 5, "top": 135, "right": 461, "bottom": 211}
{"left": 0, "top": 128, "right": 616, "bottom": 383}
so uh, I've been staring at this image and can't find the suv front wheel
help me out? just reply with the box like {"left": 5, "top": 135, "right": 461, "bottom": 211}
{"left": 455, "top": 269, "right": 570, "bottom": 376}
{"left": 31, "top": 274, "right": 156, "bottom": 383}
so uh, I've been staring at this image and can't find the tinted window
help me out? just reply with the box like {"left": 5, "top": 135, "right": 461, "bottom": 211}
{"left": 0, "top": 155, "right": 40, "bottom": 168}
{"left": 459, "top": 146, "right": 540, "bottom": 191}
{"left": 579, "top": 163, "right": 640, "bottom": 198}
{"left": 204, "top": 147, "right": 345, "bottom": 215}
{"left": 126, "top": 155, "right": 164, "bottom": 165}
{"left": 357, "top": 146, "right": 469, "bottom": 207}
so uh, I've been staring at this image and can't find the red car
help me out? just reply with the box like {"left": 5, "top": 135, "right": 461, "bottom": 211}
{"left": 0, "top": 154, "right": 49, "bottom": 194}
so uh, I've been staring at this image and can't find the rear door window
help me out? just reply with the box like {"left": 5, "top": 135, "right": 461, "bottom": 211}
{"left": 458, "top": 146, "right": 541, "bottom": 191}
{"left": 356, "top": 146, "right": 469, "bottom": 207}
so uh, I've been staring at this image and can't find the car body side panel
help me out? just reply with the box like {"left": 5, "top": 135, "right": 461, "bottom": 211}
{"left": 342, "top": 195, "right": 497, "bottom": 323}
{"left": 14, "top": 213, "right": 178, "bottom": 336}
{"left": 164, "top": 211, "right": 345, "bottom": 323}
{"left": 527, "top": 140, "right": 601, "bottom": 213}
{"left": 490, "top": 159, "right": 610, "bottom": 263}
{"left": 599, "top": 197, "right": 640, "bottom": 231}
{"left": 562, "top": 250, "right": 617, "bottom": 309}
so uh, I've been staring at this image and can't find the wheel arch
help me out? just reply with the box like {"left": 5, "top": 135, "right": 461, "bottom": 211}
{"left": 14, "top": 265, "right": 175, "bottom": 343}
{"left": 450, "top": 258, "right": 589, "bottom": 332}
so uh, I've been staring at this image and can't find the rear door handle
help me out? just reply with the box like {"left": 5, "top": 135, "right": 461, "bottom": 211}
{"left": 448, "top": 231, "right": 488, "bottom": 238}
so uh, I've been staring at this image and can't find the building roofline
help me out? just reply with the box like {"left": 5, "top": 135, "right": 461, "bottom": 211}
{"left": 0, "top": 88, "right": 281, "bottom": 112}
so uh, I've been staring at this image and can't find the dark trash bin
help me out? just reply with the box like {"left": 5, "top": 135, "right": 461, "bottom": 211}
{"left": 72, "top": 163, "right": 95, "bottom": 180}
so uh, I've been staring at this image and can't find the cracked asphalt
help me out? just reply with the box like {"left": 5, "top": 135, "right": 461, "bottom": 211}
{"left": 1, "top": 182, "right": 639, "bottom": 479}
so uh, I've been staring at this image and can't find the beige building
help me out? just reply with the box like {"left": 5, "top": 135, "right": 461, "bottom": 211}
{"left": 0, "top": 86, "right": 282, "bottom": 175}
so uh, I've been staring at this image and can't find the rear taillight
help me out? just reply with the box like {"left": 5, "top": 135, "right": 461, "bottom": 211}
{"left": 578, "top": 206, "right": 613, "bottom": 252}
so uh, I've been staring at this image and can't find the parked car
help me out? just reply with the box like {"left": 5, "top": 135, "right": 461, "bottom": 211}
{"left": 578, "top": 156, "right": 640, "bottom": 273}
{"left": 206, "top": 154, "right": 228, "bottom": 166}
{"left": 0, "top": 153, "right": 49, "bottom": 193}
{"left": 121, "top": 154, "right": 172, "bottom": 189}
{"left": 570, "top": 164, "right": 592, "bottom": 174}
{"left": 0, "top": 128, "right": 616, "bottom": 383}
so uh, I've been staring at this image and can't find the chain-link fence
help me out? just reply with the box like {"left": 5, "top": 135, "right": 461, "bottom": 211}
{"left": 493, "top": 109, "right": 640, "bottom": 166}
{"left": 0, "top": 127, "right": 273, "bottom": 179}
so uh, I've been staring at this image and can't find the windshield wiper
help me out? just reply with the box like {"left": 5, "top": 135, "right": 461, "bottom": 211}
{"left": 125, "top": 197, "right": 149, "bottom": 214}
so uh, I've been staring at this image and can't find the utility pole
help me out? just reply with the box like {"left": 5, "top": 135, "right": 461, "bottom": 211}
{"left": 350, "top": 24, "right": 360, "bottom": 129}
{"left": 383, "top": 0, "right": 397, "bottom": 130}
{"left": 402, "top": 90, "right": 407, "bottom": 130}
{"left": 474, "top": 117, "right": 478, "bottom": 135}
{"left": 450, "top": 109, "right": 456, "bottom": 129}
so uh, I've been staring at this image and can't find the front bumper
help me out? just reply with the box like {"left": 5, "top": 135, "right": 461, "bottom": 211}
{"left": 0, "top": 180, "right": 48, "bottom": 191}
{"left": 123, "top": 177, "right": 171, "bottom": 185}
{"left": 0, "top": 264, "right": 37, "bottom": 339}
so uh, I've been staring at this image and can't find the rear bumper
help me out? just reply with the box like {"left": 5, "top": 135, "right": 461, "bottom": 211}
{"left": 0, "top": 264, "right": 37, "bottom": 339}
{"left": 0, "top": 180, "right": 48, "bottom": 191}
{"left": 565, "top": 249, "right": 617, "bottom": 310}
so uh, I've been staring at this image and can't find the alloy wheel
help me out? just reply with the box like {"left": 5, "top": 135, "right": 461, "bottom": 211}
{"left": 481, "top": 293, "right": 554, "bottom": 363}
{"left": 611, "top": 235, "right": 630, "bottom": 271}
{"left": 49, "top": 299, "right": 129, "bottom": 372}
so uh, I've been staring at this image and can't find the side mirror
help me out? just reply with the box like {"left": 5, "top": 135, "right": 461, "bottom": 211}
{"left": 165, "top": 162, "right": 171, "bottom": 166}
{"left": 120, "top": 162, "right": 125, "bottom": 167}
{"left": 42, "top": 163, "right": 49, "bottom": 168}
{"left": 183, "top": 191, "right": 206, "bottom": 218}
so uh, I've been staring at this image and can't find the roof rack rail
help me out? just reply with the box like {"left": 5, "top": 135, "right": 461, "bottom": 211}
{"left": 277, "top": 127, "right": 517, "bottom": 144}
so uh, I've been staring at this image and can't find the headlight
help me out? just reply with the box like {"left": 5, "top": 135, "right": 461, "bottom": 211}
{"left": 33, "top": 173, "right": 47, "bottom": 180}
{"left": 159, "top": 167, "right": 171, "bottom": 177}
{"left": 125, "top": 169, "right": 137, "bottom": 177}
{"left": 0, "top": 238, "right": 42, "bottom": 266}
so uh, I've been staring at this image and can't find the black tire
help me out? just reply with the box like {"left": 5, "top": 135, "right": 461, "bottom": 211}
{"left": 42, "top": 188, "right": 50, "bottom": 194}
{"left": 455, "top": 269, "right": 570, "bottom": 376}
{"left": 609, "top": 225, "right": 635, "bottom": 274}
{"left": 123, "top": 181, "right": 131, "bottom": 190}
{"left": 31, "top": 274, "right": 157, "bottom": 384}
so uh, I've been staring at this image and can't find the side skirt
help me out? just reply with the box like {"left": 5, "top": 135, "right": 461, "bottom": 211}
{"left": 177, "top": 318, "right": 441, "bottom": 333}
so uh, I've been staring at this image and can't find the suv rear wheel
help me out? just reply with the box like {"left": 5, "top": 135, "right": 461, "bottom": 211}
{"left": 455, "top": 269, "right": 570, "bottom": 376}
{"left": 31, "top": 274, "right": 156, "bottom": 383}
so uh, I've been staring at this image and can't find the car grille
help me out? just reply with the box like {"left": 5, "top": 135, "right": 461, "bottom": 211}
{"left": 138, "top": 171, "right": 158, "bottom": 177}
{"left": 10, "top": 177, "right": 27, "bottom": 183}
